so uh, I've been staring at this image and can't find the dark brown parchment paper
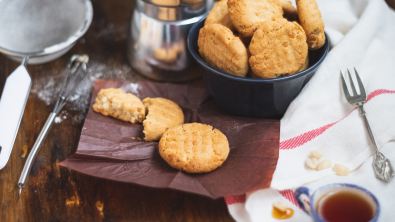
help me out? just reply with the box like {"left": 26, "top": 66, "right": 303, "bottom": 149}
{"left": 59, "top": 80, "right": 280, "bottom": 199}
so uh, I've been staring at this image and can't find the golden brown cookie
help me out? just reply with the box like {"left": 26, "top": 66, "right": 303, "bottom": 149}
{"left": 296, "top": 0, "right": 325, "bottom": 50}
{"left": 205, "top": 0, "right": 235, "bottom": 31}
{"left": 279, "top": 0, "right": 298, "bottom": 21}
{"left": 249, "top": 19, "right": 308, "bottom": 78}
{"left": 251, "top": 53, "right": 308, "bottom": 78}
{"left": 93, "top": 88, "right": 145, "bottom": 123}
{"left": 198, "top": 24, "right": 249, "bottom": 77}
{"left": 159, "top": 123, "right": 230, "bottom": 173}
{"left": 227, "top": 0, "right": 283, "bottom": 37}
{"left": 142, "top": 97, "right": 184, "bottom": 141}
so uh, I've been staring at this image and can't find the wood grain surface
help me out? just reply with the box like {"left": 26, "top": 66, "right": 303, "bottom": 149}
{"left": 0, "top": 0, "right": 234, "bottom": 221}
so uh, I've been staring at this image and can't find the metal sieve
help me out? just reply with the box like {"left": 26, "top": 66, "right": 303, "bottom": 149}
{"left": 0, "top": 0, "right": 93, "bottom": 64}
{"left": 0, "top": 0, "right": 93, "bottom": 170}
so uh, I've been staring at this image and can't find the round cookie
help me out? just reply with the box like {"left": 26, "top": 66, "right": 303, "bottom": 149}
{"left": 205, "top": 0, "right": 235, "bottom": 31}
{"left": 296, "top": 0, "right": 325, "bottom": 50}
{"left": 249, "top": 19, "right": 308, "bottom": 78}
{"left": 142, "top": 97, "right": 184, "bottom": 141}
{"left": 198, "top": 24, "right": 249, "bottom": 77}
{"left": 227, "top": 0, "right": 283, "bottom": 37}
{"left": 159, "top": 123, "right": 230, "bottom": 173}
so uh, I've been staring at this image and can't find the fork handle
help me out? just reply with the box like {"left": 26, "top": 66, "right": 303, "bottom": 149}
{"left": 358, "top": 105, "right": 379, "bottom": 153}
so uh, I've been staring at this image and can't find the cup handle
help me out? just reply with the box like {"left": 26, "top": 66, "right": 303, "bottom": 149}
{"left": 294, "top": 187, "right": 312, "bottom": 214}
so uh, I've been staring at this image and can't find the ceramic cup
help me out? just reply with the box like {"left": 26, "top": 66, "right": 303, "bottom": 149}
{"left": 294, "top": 183, "right": 380, "bottom": 222}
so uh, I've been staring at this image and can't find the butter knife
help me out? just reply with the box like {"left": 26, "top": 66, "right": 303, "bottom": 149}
{"left": 0, "top": 59, "right": 31, "bottom": 170}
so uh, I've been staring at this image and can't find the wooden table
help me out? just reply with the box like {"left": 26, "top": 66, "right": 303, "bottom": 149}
{"left": 3, "top": 0, "right": 395, "bottom": 221}
{"left": 0, "top": 0, "right": 234, "bottom": 221}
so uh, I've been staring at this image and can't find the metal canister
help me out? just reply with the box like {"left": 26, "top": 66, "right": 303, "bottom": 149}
{"left": 127, "top": 0, "right": 213, "bottom": 82}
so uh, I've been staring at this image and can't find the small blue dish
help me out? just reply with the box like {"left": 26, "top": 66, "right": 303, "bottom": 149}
{"left": 187, "top": 16, "right": 329, "bottom": 118}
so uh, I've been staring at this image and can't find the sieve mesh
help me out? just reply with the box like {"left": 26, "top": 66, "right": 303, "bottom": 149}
{"left": 0, "top": 0, "right": 86, "bottom": 54}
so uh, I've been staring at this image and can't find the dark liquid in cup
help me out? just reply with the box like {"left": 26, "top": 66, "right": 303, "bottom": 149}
{"left": 316, "top": 190, "right": 375, "bottom": 222}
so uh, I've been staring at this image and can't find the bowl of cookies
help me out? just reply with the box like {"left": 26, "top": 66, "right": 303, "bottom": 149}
{"left": 188, "top": 0, "right": 329, "bottom": 118}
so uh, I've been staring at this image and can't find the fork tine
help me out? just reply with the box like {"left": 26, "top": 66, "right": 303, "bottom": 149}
{"left": 340, "top": 71, "right": 350, "bottom": 98}
{"left": 354, "top": 68, "right": 366, "bottom": 97}
{"left": 347, "top": 69, "right": 358, "bottom": 96}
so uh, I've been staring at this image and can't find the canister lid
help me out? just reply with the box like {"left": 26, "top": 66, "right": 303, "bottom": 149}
{"left": 145, "top": 0, "right": 205, "bottom": 7}
{"left": 137, "top": 0, "right": 213, "bottom": 21}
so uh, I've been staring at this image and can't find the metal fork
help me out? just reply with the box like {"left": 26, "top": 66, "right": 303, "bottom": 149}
{"left": 340, "top": 68, "right": 394, "bottom": 182}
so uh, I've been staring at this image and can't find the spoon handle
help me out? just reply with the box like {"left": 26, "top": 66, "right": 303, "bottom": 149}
{"left": 358, "top": 105, "right": 379, "bottom": 153}
{"left": 359, "top": 105, "right": 394, "bottom": 182}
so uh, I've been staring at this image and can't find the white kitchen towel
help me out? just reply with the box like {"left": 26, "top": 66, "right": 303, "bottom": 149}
{"left": 273, "top": 0, "right": 395, "bottom": 190}
{"left": 226, "top": 0, "right": 395, "bottom": 221}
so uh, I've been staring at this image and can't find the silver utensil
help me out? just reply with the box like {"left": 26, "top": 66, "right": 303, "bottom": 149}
{"left": 18, "top": 55, "right": 89, "bottom": 196}
{"left": 0, "top": 58, "right": 31, "bottom": 170}
{"left": 340, "top": 68, "right": 394, "bottom": 182}
{"left": 0, "top": 0, "right": 92, "bottom": 170}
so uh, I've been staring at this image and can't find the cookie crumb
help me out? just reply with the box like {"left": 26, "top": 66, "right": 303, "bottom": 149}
{"left": 21, "top": 145, "right": 28, "bottom": 158}
{"left": 66, "top": 192, "right": 80, "bottom": 206}
{"left": 96, "top": 200, "right": 104, "bottom": 218}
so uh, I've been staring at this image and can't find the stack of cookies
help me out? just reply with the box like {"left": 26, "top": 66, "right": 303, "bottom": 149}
{"left": 93, "top": 88, "right": 230, "bottom": 173}
{"left": 198, "top": 0, "right": 325, "bottom": 78}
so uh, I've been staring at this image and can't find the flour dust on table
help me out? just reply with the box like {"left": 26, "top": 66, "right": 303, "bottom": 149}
{"left": 30, "top": 60, "right": 133, "bottom": 123}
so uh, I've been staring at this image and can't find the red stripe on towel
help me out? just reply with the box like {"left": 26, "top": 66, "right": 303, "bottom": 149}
{"left": 224, "top": 194, "right": 246, "bottom": 205}
{"left": 224, "top": 190, "right": 299, "bottom": 207}
{"left": 279, "top": 89, "right": 395, "bottom": 150}
{"left": 279, "top": 189, "right": 299, "bottom": 208}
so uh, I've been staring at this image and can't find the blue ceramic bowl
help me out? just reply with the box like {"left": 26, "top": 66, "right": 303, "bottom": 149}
{"left": 187, "top": 16, "right": 329, "bottom": 118}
